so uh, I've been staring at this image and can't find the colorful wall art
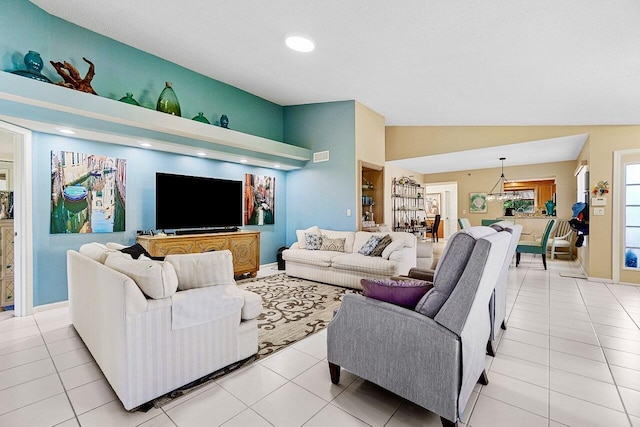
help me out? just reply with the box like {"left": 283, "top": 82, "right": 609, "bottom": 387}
{"left": 244, "top": 174, "right": 275, "bottom": 225}
{"left": 50, "top": 150, "right": 127, "bottom": 233}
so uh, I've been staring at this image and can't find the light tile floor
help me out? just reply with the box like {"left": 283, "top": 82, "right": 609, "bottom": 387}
{"left": 1, "top": 254, "right": 640, "bottom": 426}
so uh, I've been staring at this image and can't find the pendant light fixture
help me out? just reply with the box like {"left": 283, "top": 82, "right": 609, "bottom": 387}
{"left": 486, "top": 157, "right": 522, "bottom": 201}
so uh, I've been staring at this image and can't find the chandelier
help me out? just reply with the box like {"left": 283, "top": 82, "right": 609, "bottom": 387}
{"left": 486, "top": 157, "right": 522, "bottom": 201}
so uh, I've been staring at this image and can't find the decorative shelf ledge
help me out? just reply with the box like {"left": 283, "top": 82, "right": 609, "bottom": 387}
{"left": 0, "top": 72, "right": 311, "bottom": 170}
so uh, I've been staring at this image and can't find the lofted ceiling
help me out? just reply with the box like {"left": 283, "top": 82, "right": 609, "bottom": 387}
{"left": 27, "top": 1, "right": 637, "bottom": 171}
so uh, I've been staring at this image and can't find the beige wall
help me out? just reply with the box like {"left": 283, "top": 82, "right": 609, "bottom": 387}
{"left": 355, "top": 102, "right": 387, "bottom": 228}
{"left": 355, "top": 101, "right": 386, "bottom": 166}
{"left": 385, "top": 125, "right": 640, "bottom": 283}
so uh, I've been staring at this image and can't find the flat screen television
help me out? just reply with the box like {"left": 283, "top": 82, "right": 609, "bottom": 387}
{"left": 156, "top": 172, "right": 242, "bottom": 231}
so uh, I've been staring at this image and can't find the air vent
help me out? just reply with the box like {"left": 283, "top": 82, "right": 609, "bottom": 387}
{"left": 313, "top": 151, "right": 330, "bottom": 163}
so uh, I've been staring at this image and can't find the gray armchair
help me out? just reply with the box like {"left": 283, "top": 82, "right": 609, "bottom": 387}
{"left": 327, "top": 227, "right": 512, "bottom": 427}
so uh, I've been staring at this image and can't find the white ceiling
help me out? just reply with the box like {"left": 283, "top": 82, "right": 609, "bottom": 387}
{"left": 28, "top": 1, "right": 634, "bottom": 170}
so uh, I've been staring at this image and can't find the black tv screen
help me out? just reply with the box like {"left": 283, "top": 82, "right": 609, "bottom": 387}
{"left": 156, "top": 173, "right": 242, "bottom": 230}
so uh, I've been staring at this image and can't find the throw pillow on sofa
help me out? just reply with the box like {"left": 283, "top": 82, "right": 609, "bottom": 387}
{"left": 321, "top": 236, "right": 346, "bottom": 252}
{"left": 118, "top": 242, "right": 165, "bottom": 261}
{"left": 381, "top": 240, "right": 405, "bottom": 259}
{"left": 305, "top": 233, "right": 323, "bottom": 250}
{"left": 369, "top": 234, "right": 392, "bottom": 257}
{"left": 296, "top": 226, "right": 321, "bottom": 249}
{"left": 105, "top": 254, "right": 179, "bottom": 299}
{"left": 361, "top": 278, "right": 433, "bottom": 308}
{"left": 358, "top": 235, "right": 383, "bottom": 256}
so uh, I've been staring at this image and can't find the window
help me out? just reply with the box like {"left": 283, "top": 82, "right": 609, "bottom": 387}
{"left": 625, "top": 163, "right": 640, "bottom": 269}
{"left": 503, "top": 190, "right": 535, "bottom": 214}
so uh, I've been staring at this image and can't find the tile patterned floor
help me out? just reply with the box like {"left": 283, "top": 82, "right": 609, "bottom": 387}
{"left": 1, "top": 254, "right": 640, "bottom": 426}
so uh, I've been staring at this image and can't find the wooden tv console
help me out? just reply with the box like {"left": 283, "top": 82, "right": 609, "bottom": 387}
{"left": 136, "top": 230, "right": 260, "bottom": 277}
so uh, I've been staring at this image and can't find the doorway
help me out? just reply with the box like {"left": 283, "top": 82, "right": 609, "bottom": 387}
{"left": 0, "top": 121, "right": 33, "bottom": 316}
{"left": 423, "top": 181, "right": 458, "bottom": 239}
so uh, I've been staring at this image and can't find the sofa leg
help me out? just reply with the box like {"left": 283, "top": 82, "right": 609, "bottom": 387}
{"left": 486, "top": 340, "right": 495, "bottom": 357}
{"left": 501, "top": 320, "right": 507, "bottom": 330}
{"left": 440, "top": 417, "right": 458, "bottom": 427}
{"left": 477, "top": 369, "right": 489, "bottom": 385}
{"left": 516, "top": 252, "right": 521, "bottom": 267}
{"left": 542, "top": 254, "right": 547, "bottom": 270}
{"left": 329, "top": 362, "right": 341, "bottom": 384}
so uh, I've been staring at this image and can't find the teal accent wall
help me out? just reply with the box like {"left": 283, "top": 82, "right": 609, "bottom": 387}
{"left": 283, "top": 101, "right": 357, "bottom": 245}
{"left": 1, "top": 0, "right": 283, "bottom": 141}
{"left": 33, "top": 132, "right": 287, "bottom": 306}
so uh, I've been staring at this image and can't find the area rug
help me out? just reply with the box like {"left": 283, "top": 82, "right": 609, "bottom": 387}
{"left": 149, "top": 273, "right": 358, "bottom": 408}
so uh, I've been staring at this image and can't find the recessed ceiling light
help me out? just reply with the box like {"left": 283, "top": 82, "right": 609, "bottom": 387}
{"left": 196, "top": 152, "right": 206, "bottom": 157}
{"left": 274, "top": 164, "right": 281, "bottom": 168}
{"left": 139, "top": 142, "right": 152, "bottom": 148}
{"left": 58, "top": 128, "right": 75, "bottom": 135}
{"left": 285, "top": 35, "right": 315, "bottom": 53}
{"left": 240, "top": 159, "right": 248, "bottom": 163}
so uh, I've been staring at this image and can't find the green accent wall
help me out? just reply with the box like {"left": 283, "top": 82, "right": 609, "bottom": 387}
{"left": 1, "top": 0, "right": 283, "bottom": 141}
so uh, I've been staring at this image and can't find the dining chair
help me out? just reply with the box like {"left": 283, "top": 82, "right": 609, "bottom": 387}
{"left": 548, "top": 220, "right": 574, "bottom": 259}
{"left": 458, "top": 218, "right": 471, "bottom": 229}
{"left": 425, "top": 214, "right": 441, "bottom": 242}
{"left": 516, "top": 219, "right": 555, "bottom": 270}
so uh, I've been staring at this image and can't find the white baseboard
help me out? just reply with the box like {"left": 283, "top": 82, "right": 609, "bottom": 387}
{"left": 32, "top": 300, "right": 69, "bottom": 313}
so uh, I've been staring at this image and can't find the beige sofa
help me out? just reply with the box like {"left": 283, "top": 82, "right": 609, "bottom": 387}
{"left": 282, "top": 227, "right": 417, "bottom": 289}
{"left": 67, "top": 243, "right": 262, "bottom": 410}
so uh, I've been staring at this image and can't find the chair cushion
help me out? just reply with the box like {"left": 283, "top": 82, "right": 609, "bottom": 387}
{"left": 239, "top": 289, "right": 263, "bottom": 320}
{"left": 415, "top": 232, "right": 477, "bottom": 318}
{"left": 361, "top": 278, "right": 433, "bottom": 308}
{"left": 165, "top": 250, "right": 235, "bottom": 290}
{"left": 105, "top": 254, "right": 179, "bottom": 299}
{"left": 369, "top": 234, "right": 392, "bottom": 257}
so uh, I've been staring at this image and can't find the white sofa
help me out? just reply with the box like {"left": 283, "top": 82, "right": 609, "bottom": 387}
{"left": 282, "top": 228, "right": 417, "bottom": 289}
{"left": 67, "top": 243, "right": 263, "bottom": 410}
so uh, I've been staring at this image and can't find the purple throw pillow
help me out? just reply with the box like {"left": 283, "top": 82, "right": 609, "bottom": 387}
{"left": 361, "top": 278, "right": 433, "bottom": 308}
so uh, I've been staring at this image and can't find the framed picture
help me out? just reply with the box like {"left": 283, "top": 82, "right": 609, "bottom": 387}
{"left": 425, "top": 193, "right": 441, "bottom": 215}
{"left": 470, "top": 192, "right": 487, "bottom": 213}
{"left": 244, "top": 173, "right": 275, "bottom": 225}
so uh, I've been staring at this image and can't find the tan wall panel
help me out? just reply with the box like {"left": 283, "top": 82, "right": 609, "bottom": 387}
{"left": 355, "top": 101, "right": 386, "bottom": 165}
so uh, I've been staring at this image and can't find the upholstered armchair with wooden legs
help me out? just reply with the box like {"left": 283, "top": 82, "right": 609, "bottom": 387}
{"left": 516, "top": 219, "right": 555, "bottom": 270}
{"left": 327, "top": 227, "right": 511, "bottom": 427}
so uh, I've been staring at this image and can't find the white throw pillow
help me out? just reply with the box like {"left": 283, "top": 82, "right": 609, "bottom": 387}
{"left": 79, "top": 242, "right": 113, "bottom": 264}
{"left": 105, "top": 254, "right": 179, "bottom": 299}
{"left": 381, "top": 240, "right": 406, "bottom": 259}
{"left": 296, "top": 226, "right": 321, "bottom": 249}
{"left": 165, "top": 250, "right": 235, "bottom": 290}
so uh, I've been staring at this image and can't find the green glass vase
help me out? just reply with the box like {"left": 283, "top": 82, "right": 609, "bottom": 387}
{"left": 192, "top": 112, "right": 210, "bottom": 124}
{"left": 119, "top": 92, "right": 140, "bottom": 106}
{"left": 156, "top": 82, "right": 181, "bottom": 116}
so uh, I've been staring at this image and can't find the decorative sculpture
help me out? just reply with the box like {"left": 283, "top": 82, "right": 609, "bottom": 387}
{"left": 50, "top": 57, "right": 98, "bottom": 95}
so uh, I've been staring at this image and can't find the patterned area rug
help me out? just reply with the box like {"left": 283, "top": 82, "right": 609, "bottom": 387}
{"left": 150, "top": 273, "right": 358, "bottom": 409}
{"left": 239, "top": 273, "right": 359, "bottom": 360}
